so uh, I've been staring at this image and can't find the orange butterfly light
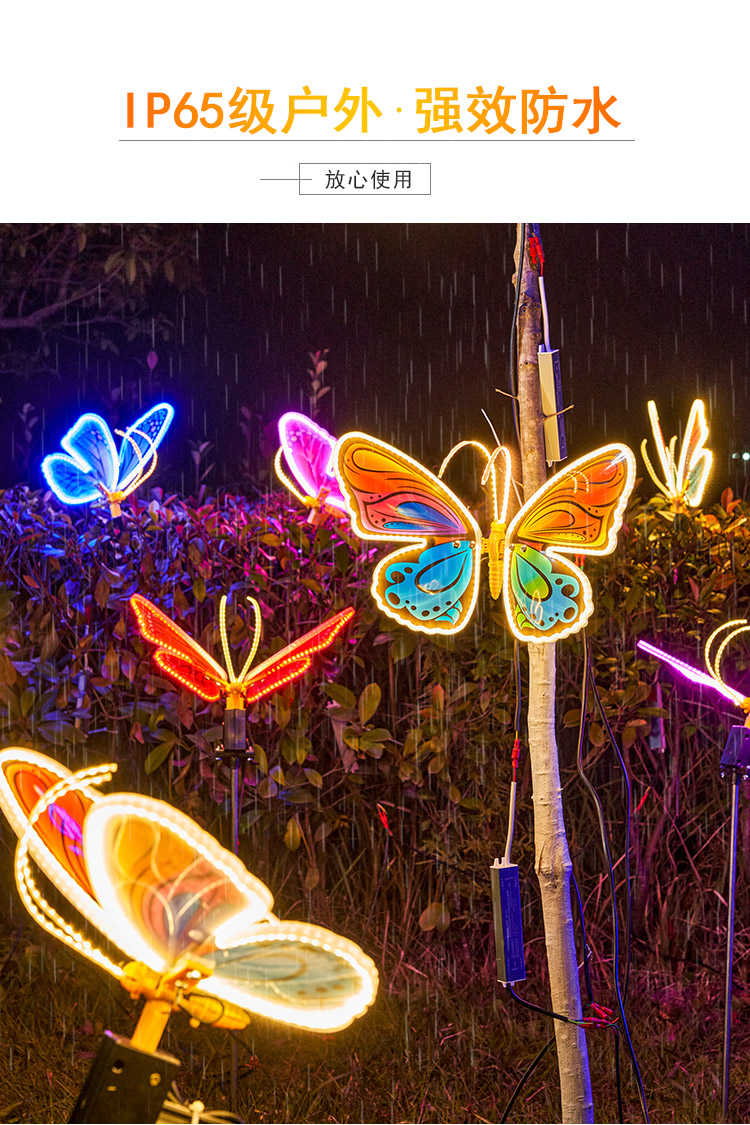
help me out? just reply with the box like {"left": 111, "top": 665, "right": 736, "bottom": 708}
{"left": 130, "top": 593, "right": 354, "bottom": 713}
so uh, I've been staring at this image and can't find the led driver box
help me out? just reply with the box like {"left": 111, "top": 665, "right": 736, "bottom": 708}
{"left": 537, "top": 348, "right": 567, "bottom": 463}
{"left": 490, "top": 861, "right": 526, "bottom": 984}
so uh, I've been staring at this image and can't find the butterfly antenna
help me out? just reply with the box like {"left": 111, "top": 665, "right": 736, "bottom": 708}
{"left": 640, "top": 438, "right": 671, "bottom": 499}
{"left": 705, "top": 620, "right": 750, "bottom": 697}
{"left": 237, "top": 597, "right": 262, "bottom": 683}
{"left": 481, "top": 408, "right": 502, "bottom": 449}
{"left": 115, "top": 427, "right": 159, "bottom": 497}
{"left": 483, "top": 446, "right": 512, "bottom": 524}
{"left": 219, "top": 595, "right": 237, "bottom": 682}
{"left": 274, "top": 448, "right": 308, "bottom": 506}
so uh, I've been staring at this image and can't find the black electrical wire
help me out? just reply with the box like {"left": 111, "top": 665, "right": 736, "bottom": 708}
{"left": 587, "top": 658, "right": 633, "bottom": 1000}
{"left": 570, "top": 869, "right": 593, "bottom": 1009}
{"left": 500, "top": 1035, "right": 556, "bottom": 1124}
{"left": 508, "top": 223, "right": 525, "bottom": 447}
{"left": 587, "top": 649, "right": 634, "bottom": 1122}
{"left": 577, "top": 631, "right": 650, "bottom": 1123}
{"left": 507, "top": 982, "right": 577, "bottom": 1025}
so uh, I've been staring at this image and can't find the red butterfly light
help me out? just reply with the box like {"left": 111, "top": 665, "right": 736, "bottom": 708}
{"left": 130, "top": 593, "right": 354, "bottom": 708}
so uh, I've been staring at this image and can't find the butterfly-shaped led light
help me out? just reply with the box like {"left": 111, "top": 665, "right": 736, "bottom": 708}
{"left": 0, "top": 748, "right": 378, "bottom": 1047}
{"left": 131, "top": 593, "right": 353, "bottom": 713}
{"left": 274, "top": 412, "right": 347, "bottom": 525}
{"left": 640, "top": 398, "right": 712, "bottom": 512}
{"left": 334, "top": 433, "right": 635, "bottom": 643}
{"left": 41, "top": 403, "right": 174, "bottom": 517}
{"left": 638, "top": 619, "right": 750, "bottom": 718}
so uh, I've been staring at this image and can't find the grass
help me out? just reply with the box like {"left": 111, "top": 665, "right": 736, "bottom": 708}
{"left": 1, "top": 825, "right": 749, "bottom": 1125}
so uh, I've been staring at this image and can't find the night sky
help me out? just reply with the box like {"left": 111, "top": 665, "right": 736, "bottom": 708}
{"left": 6, "top": 223, "right": 750, "bottom": 502}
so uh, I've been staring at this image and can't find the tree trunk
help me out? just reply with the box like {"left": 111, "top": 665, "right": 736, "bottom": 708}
{"left": 514, "top": 223, "right": 594, "bottom": 1123}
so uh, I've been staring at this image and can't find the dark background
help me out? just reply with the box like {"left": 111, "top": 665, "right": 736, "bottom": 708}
{"left": 2, "top": 223, "right": 749, "bottom": 501}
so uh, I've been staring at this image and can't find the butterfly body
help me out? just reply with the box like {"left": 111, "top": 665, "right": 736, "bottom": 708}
{"left": 42, "top": 404, "right": 174, "bottom": 516}
{"left": 275, "top": 412, "right": 347, "bottom": 524}
{"left": 335, "top": 433, "right": 635, "bottom": 642}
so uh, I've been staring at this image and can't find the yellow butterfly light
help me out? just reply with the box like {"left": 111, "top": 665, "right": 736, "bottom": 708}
{"left": 641, "top": 398, "right": 712, "bottom": 512}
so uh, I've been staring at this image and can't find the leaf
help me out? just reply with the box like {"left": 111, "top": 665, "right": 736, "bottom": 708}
{"left": 358, "top": 682, "right": 381, "bottom": 725}
{"left": 0, "top": 652, "right": 17, "bottom": 686}
{"left": 304, "top": 768, "right": 323, "bottom": 788}
{"left": 102, "top": 646, "right": 120, "bottom": 682}
{"left": 120, "top": 652, "right": 138, "bottom": 682}
{"left": 304, "top": 865, "right": 320, "bottom": 891}
{"left": 361, "top": 727, "right": 391, "bottom": 744}
{"left": 144, "top": 739, "right": 175, "bottom": 774}
{"left": 419, "top": 901, "right": 451, "bottom": 933}
{"left": 390, "top": 632, "right": 416, "bottom": 663}
{"left": 281, "top": 732, "right": 311, "bottom": 765}
{"left": 283, "top": 817, "right": 302, "bottom": 851}
{"left": 588, "top": 722, "right": 605, "bottom": 748}
{"left": 334, "top": 544, "right": 350, "bottom": 573}
{"left": 40, "top": 621, "right": 59, "bottom": 661}
{"left": 322, "top": 682, "right": 356, "bottom": 709}
{"left": 258, "top": 777, "right": 278, "bottom": 799}
{"left": 404, "top": 728, "right": 422, "bottom": 756}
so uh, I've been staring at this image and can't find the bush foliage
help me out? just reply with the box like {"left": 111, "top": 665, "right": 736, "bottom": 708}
{"left": 2, "top": 479, "right": 750, "bottom": 1121}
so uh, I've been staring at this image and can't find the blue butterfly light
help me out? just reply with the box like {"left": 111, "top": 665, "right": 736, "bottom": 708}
{"left": 42, "top": 403, "right": 174, "bottom": 517}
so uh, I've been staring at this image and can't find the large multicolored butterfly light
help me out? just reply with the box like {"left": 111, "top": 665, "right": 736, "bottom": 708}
{"left": 274, "top": 412, "right": 347, "bottom": 524}
{"left": 42, "top": 403, "right": 175, "bottom": 517}
{"left": 638, "top": 619, "right": 750, "bottom": 717}
{"left": 131, "top": 593, "right": 354, "bottom": 708}
{"left": 334, "top": 433, "right": 636, "bottom": 643}
{"left": 640, "top": 398, "right": 712, "bottom": 512}
{"left": 0, "top": 748, "right": 378, "bottom": 1040}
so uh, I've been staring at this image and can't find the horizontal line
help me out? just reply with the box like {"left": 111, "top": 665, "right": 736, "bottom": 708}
{"left": 119, "top": 136, "right": 634, "bottom": 143}
{"left": 258, "top": 177, "right": 313, "bottom": 181}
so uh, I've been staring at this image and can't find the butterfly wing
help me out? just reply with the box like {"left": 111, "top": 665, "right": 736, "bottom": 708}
{"left": 41, "top": 454, "right": 106, "bottom": 504}
{"left": 504, "top": 445, "right": 635, "bottom": 642}
{"left": 202, "top": 919, "right": 378, "bottom": 1033}
{"left": 335, "top": 433, "right": 481, "bottom": 634}
{"left": 0, "top": 747, "right": 105, "bottom": 922}
{"left": 242, "top": 608, "right": 354, "bottom": 705}
{"left": 66, "top": 413, "right": 119, "bottom": 489}
{"left": 117, "top": 403, "right": 175, "bottom": 493}
{"left": 82, "top": 793, "right": 274, "bottom": 972}
{"left": 130, "top": 594, "right": 228, "bottom": 700}
{"left": 278, "top": 412, "right": 346, "bottom": 512}
{"left": 675, "top": 399, "right": 712, "bottom": 507}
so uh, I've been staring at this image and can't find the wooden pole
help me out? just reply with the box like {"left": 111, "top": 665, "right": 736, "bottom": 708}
{"left": 514, "top": 223, "right": 594, "bottom": 1123}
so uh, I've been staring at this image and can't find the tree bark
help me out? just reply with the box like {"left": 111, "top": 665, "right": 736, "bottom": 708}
{"left": 514, "top": 223, "right": 594, "bottom": 1123}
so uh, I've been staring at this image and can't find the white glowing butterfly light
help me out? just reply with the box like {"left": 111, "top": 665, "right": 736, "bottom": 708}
{"left": 0, "top": 747, "right": 378, "bottom": 1050}
{"left": 41, "top": 403, "right": 174, "bottom": 517}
